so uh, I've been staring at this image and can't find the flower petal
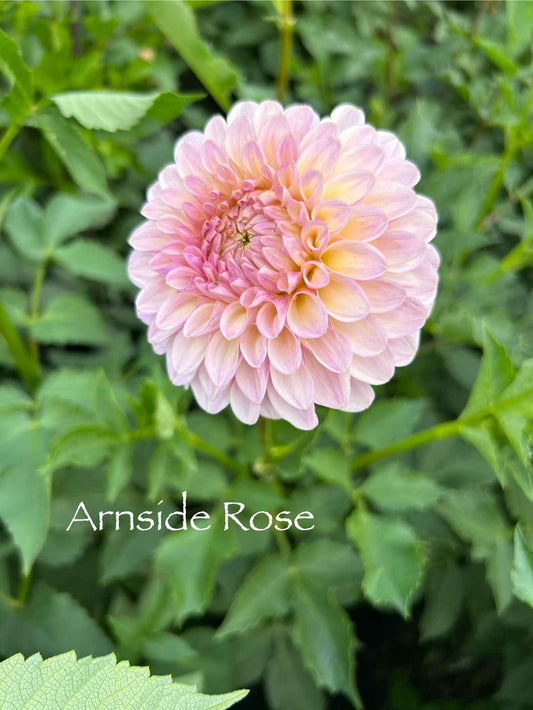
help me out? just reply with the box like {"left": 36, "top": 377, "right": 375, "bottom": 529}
{"left": 204, "top": 333, "right": 240, "bottom": 388}
{"left": 267, "top": 328, "right": 302, "bottom": 374}
{"left": 318, "top": 273, "right": 369, "bottom": 321}
{"left": 350, "top": 348, "right": 395, "bottom": 385}
{"left": 322, "top": 241, "right": 386, "bottom": 280}
{"left": 287, "top": 291, "right": 329, "bottom": 338}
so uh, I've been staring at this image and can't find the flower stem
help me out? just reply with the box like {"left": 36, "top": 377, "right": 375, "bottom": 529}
{"left": 351, "top": 388, "right": 533, "bottom": 471}
{"left": 28, "top": 261, "right": 47, "bottom": 362}
{"left": 179, "top": 424, "right": 247, "bottom": 477}
{"left": 0, "top": 299, "right": 41, "bottom": 392}
{"left": 17, "top": 572, "right": 31, "bottom": 606}
{"left": 276, "top": 0, "right": 294, "bottom": 103}
{"left": 351, "top": 419, "right": 463, "bottom": 471}
{"left": 0, "top": 124, "right": 19, "bottom": 162}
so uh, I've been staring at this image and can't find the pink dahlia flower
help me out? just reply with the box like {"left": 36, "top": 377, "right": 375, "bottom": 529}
{"left": 128, "top": 101, "right": 439, "bottom": 430}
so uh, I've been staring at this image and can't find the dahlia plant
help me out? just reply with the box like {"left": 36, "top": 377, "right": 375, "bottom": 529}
{"left": 129, "top": 101, "right": 439, "bottom": 429}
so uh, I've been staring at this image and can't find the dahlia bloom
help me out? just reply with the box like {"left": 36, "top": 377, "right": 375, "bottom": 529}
{"left": 128, "top": 101, "right": 439, "bottom": 430}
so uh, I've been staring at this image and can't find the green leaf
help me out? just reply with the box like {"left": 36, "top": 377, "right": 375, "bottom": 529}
{"left": 291, "top": 581, "right": 360, "bottom": 707}
{"left": 346, "top": 508, "right": 427, "bottom": 618}
{"left": 436, "top": 489, "right": 509, "bottom": 561}
{"left": 460, "top": 333, "right": 533, "bottom": 499}
{"left": 293, "top": 540, "right": 363, "bottom": 605}
{"left": 420, "top": 561, "right": 464, "bottom": 641}
{"left": 353, "top": 398, "right": 427, "bottom": 450}
{"left": 32, "top": 106, "right": 108, "bottom": 196}
{"left": 52, "top": 90, "right": 201, "bottom": 132}
{"left": 0, "top": 651, "right": 247, "bottom": 709}
{"left": 0, "top": 465, "right": 50, "bottom": 577}
{"left": 101, "top": 518, "right": 169, "bottom": 584}
{"left": 511, "top": 525, "right": 533, "bottom": 609}
{"left": 507, "top": 0, "right": 533, "bottom": 56}
{"left": 462, "top": 330, "right": 515, "bottom": 418}
{"left": 265, "top": 631, "right": 325, "bottom": 710}
{"left": 304, "top": 447, "right": 352, "bottom": 491}
{"left": 486, "top": 538, "right": 514, "bottom": 614}
{"left": 360, "top": 463, "right": 444, "bottom": 512}
{"left": 106, "top": 444, "right": 133, "bottom": 501}
{"left": 53, "top": 238, "right": 128, "bottom": 286}
{"left": 42, "top": 193, "right": 116, "bottom": 249}
{"left": 0, "top": 407, "right": 50, "bottom": 575}
{"left": 46, "top": 425, "right": 113, "bottom": 472}
{"left": 0, "top": 28, "right": 33, "bottom": 121}
{"left": 4, "top": 197, "right": 45, "bottom": 262}
{"left": 30, "top": 294, "right": 108, "bottom": 345}
{"left": 0, "top": 583, "right": 111, "bottom": 658}
{"left": 219, "top": 554, "right": 290, "bottom": 637}
{"left": 155, "top": 517, "right": 233, "bottom": 622}
{"left": 150, "top": 1, "right": 239, "bottom": 112}
{"left": 473, "top": 37, "right": 517, "bottom": 76}
{"left": 437, "top": 488, "right": 513, "bottom": 611}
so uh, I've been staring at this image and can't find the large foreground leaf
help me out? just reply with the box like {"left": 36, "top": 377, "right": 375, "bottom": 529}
{"left": 0, "top": 651, "right": 247, "bottom": 709}
{"left": 150, "top": 1, "right": 239, "bottom": 111}
{"left": 52, "top": 90, "right": 201, "bottom": 132}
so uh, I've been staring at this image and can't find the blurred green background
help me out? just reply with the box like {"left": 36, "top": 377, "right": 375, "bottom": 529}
{"left": 0, "top": 1, "right": 533, "bottom": 708}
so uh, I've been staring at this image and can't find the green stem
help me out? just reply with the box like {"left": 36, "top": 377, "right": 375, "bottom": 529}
{"left": 179, "top": 424, "right": 247, "bottom": 477}
{"left": 0, "top": 124, "right": 19, "bottom": 162}
{"left": 351, "top": 388, "right": 533, "bottom": 471}
{"left": 0, "top": 299, "right": 41, "bottom": 391}
{"left": 276, "top": 0, "right": 294, "bottom": 103}
{"left": 17, "top": 572, "right": 31, "bottom": 606}
{"left": 28, "top": 260, "right": 47, "bottom": 362}
{"left": 351, "top": 419, "right": 462, "bottom": 471}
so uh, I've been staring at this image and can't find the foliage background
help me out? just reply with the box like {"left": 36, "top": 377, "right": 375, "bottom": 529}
{"left": 1, "top": 1, "right": 533, "bottom": 708}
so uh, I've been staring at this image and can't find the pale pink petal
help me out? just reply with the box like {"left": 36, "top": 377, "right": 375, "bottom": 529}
{"left": 191, "top": 377, "right": 230, "bottom": 414}
{"left": 318, "top": 273, "right": 369, "bottom": 322}
{"left": 287, "top": 291, "right": 329, "bottom": 338}
{"left": 271, "top": 364, "right": 314, "bottom": 410}
{"left": 301, "top": 220, "right": 329, "bottom": 254}
{"left": 303, "top": 353, "right": 350, "bottom": 407}
{"left": 257, "top": 301, "right": 286, "bottom": 338}
{"left": 330, "top": 104, "right": 365, "bottom": 130}
{"left": 361, "top": 182, "right": 416, "bottom": 220}
{"left": 240, "top": 325, "right": 267, "bottom": 367}
{"left": 343, "top": 379, "right": 375, "bottom": 412}
{"left": 358, "top": 279, "right": 405, "bottom": 314}
{"left": 390, "top": 208, "right": 437, "bottom": 243}
{"left": 128, "top": 251, "right": 153, "bottom": 288}
{"left": 267, "top": 384, "right": 319, "bottom": 430}
{"left": 170, "top": 331, "right": 208, "bottom": 378}
{"left": 302, "top": 261, "right": 330, "bottom": 289}
{"left": 332, "top": 316, "right": 387, "bottom": 357}
{"left": 339, "top": 206, "right": 388, "bottom": 242}
{"left": 155, "top": 292, "right": 199, "bottom": 329}
{"left": 375, "top": 130, "right": 406, "bottom": 159}
{"left": 311, "top": 200, "right": 350, "bottom": 233}
{"left": 388, "top": 332, "right": 420, "bottom": 366}
{"left": 372, "top": 230, "right": 427, "bottom": 272}
{"left": 235, "top": 360, "right": 268, "bottom": 404}
{"left": 267, "top": 328, "right": 302, "bottom": 374}
{"left": 322, "top": 241, "right": 386, "bottom": 280}
{"left": 303, "top": 328, "right": 353, "bottom": 373}
{"left": 204, "top": 333, "right": 240, "bottom": 388}
{"left": 350, "top": 349, "right": 395, "bottom": 385}
{"left": 285, "top": 104, "right": 320, "bottom": 142}
{"left": 374, "top": 299, "right": 428, "bottom": 338}
{"left": 322, "top": 171, "right": 374, "bottom": 204}
{"left": 378, "top": 158, "right": 420, "bottom": 187}
{"left": 230, "top": 383, "right": 261, "bottom": 425}
{"left": 220, "top": 302, "right": 249, "bottom": 339}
